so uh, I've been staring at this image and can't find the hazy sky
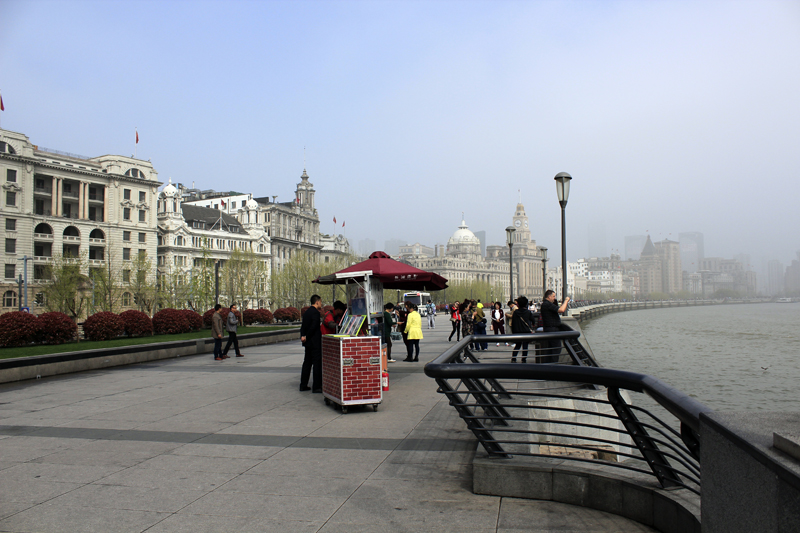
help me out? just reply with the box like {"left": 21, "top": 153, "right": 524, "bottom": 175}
{"left": 2, "top": 0, "right": 799, "bottom": 267}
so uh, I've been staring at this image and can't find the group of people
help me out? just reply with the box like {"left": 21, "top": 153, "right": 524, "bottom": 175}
{"left": 211, "top": 303, "right": 243, "bottom": 360}
{"left": 445, "top": 290, "right": 571, "bottom": 363}
{"left": 383, "top": 301, "right": 423, "bottom": 363}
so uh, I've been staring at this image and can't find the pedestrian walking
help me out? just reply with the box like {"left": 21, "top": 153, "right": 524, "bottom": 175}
{"left": 427, "top": 300, "right": 436, "bottom": 329}
{"left": 211, "top": 304, "right": 224, "bottom": 360}
{"left": 510, "top": 296, "right": 534, "bottom": 363}
{"left": 448, "top": 302, "right": 461, "bottom": 342}
{"left": 221, "top": 304, "right": 243, "bottom": 358}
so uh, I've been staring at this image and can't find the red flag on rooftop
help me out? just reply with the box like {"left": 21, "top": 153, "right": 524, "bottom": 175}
{"left": 333, "top": 216, "right": 336, "bottom": 224}
{"left": 342, "top": 221, "right": 345, "bottom": 228}
{"left": 0, "top": 91, "right": 4, "bottom": 111}
{"left": 135, "top": 129, "right": 139, "bottom": 144}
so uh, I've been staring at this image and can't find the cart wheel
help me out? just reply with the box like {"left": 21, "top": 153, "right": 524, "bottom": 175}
{"left": 342, "top": 406, "right": 348, "bottom": 414}
{"left": 372, "top": 404, "right": 379, "bottom": 412}
{"left": 324, "top": 398, "right": 330, "bottom": 406}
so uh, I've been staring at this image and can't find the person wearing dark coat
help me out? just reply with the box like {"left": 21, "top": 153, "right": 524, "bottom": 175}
{"left": 510, "top": 296, "right": 534, "bottom": 363}
{"left": 300, "top": 295, "right": 324, "bottom": 392}
{"left": 540, "top": 290, "right": 570, "bottom": 363}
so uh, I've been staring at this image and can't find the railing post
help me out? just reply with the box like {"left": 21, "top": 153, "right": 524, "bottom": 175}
{"left": 607, "top": 387, "right": 682, "bottom": 488}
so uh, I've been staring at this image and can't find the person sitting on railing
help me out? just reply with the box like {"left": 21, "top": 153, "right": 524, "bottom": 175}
{"left": 541, "top": 290, "right": 570, "bottom": 363}
{"left": 510, "top": 296, "right": 534, "bottom": 363}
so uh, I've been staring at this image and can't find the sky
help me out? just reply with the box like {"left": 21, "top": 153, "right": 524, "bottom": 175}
{"left": 2, "top": 0, "right": 799, "bottom": 272}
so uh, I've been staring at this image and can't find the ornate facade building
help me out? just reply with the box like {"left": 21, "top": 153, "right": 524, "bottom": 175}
{"left": 403, "top": 218, "right": 511, "bottom": 298}
{"left": 486, "top": 202, "right": 547, "bottom": 301}
{"left": 1, "top": 127, "right": 159, "bottom": 315}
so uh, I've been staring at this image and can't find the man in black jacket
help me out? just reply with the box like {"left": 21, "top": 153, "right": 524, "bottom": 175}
{"left": 299, "top": 294, "right": 323, "bottom": 392}
{"left": 540, "top": 290, "right": 570, "bottom": 363}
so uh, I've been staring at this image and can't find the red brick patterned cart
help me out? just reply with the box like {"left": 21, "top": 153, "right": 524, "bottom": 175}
{"left": 321, "top": 335, "right": 383, "bottom": 413}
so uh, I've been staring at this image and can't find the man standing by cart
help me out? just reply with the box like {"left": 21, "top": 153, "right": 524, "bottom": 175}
{"left": 300, "top": 295, "right": 324, "bottom": 393}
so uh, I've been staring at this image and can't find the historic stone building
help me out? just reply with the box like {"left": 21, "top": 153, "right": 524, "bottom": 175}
{"left": 403, "top": 218, "right": 511, "bottom": 299}
{"left": 486, "top": 202, "right": 546, "bottom": 301}
{"left": 1, "top": 127, "right": 159, "bottom": 315}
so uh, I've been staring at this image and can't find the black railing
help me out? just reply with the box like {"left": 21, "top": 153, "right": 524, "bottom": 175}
{"left": 424, "top": 327, "right": 710, "bottom": 495}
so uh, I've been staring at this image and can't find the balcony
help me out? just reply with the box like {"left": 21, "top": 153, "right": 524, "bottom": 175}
{"left": 88, "top": 193, "right": 104, "bottom": 202}
{"left": 62, "top": 213, "right": 79, "bottom": 220}
{"left": 88, "top": 259, "right": 105, "bottom": 266}
{"left": 34, "top": 186, "right": 53, "bottom": 195}
{"left": 34, "top": 233, "right": 54, "bottom": 241}
{"left": 88, "top": 238, "right": 105, "bottom": 245}
{"left": 62, "top": 190, "right": 79, "bottom": 199}
{"left": 35, "top": 208, "right": 53, "bottom": 217}
{"left": 63, "top": 235, "right": 80, "bottom": 242}
{"left": 33, "top": 256, "right": 53, "bottom": 262}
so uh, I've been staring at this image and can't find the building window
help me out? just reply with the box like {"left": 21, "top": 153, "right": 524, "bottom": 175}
{"left": 123, "top": 248, "right": 131, "bottom": 261}
{"left": 139, "top": 210, "right": 145, "bottom": 222}
{"left": 6, "top": 192, "right": 16, "bottom": 206}
{"left": 35, "top": 292, "right": 45, "bottom": 306}
{"left": 123, "top": 270, "right": 130, "bottom": 282}
{"left": 3, "top": 291, "right": 16, "bottom": 308}
{"left": 6, "top": 169, "right": 17, "bottom": 182}
{"left": 5, "top": 264, "right": 14, "bottom": 279}
{"left": 123, "top": 231, "right": 131, "bottom": 242}
{"left": 5, "top": 219, "right": 16, "bottom": 231}
{"left": 123, "top": 208, "right": 131, "bottom": 220}
{"left": 124, "top": 189, "right": 131, "bottom": 200}
{"left": 138, "top": 250, "right": 146, "bottom": 260}
{"left": 122, "top": 292, "right": 131, "bottom": 306}
{"left": 232, "top": 201, "right": 237, "bottom": 209}
{"left": 5, "top": 239, "right": 16, "bottom": 254}
{"left": 138, "top": 232, "right": 146, "bottom": 243}
{"left": 139, "top": 191, "right": 146, "bottom": 202}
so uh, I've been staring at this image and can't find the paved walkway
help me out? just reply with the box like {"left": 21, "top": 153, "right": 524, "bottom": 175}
{"left": 0, "top": 319, "right": 655, "bottom": 532}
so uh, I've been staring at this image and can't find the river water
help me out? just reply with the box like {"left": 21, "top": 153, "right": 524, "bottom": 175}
{"left": 580, "top": 303, "right": 800, "bottom": 412}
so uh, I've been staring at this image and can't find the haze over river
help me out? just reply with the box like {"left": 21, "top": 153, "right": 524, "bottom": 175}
{"left": 580, "top": 303, "right": 800, "bottom": 412}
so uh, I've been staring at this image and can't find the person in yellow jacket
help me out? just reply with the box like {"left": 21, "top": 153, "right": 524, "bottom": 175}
{"left": 403, "top": 302, "right": 423, "bottom": 362}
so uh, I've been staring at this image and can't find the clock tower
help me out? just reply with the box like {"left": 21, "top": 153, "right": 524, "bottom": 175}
{"left": 512, "top": 202, "right": 532, "bottom": 245}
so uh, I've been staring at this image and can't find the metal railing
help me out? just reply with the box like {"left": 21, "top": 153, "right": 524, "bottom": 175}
{"left": 424, "top": 327, "right": 710, "bottom": 495}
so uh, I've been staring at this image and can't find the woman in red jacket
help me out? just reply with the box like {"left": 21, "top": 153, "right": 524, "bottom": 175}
{"left": 448, "top": 301, "right": 461, "bottom": 342}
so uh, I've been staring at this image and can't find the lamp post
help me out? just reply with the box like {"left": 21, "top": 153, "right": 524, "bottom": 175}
{"left": 541, "top": 247, "right": 548, "bottom": 299}
{"left": 506, "top": 226, "right": 516, "bottom": 302}
{"left": 554, "top": 172, "right": 572, "bottom": 314}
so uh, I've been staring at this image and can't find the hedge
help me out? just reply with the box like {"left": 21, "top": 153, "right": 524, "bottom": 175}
{"left": 37, "top": 312, "right": 77, "bottom": 344}
{"left": 83, "top": 311, "right": 125, "bottom": 341}
{"left": 0, "top": 311, "right": 41, "bottom": 347}
{"left": 120, "top": 310, "right": 154, "bottom": 337}
{"left": 182, "top": 309, "right": 203, "bottom": 331}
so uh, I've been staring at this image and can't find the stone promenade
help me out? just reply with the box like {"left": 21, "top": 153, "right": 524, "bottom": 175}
{"left": 0, "top": 321, "right": 655, "bottom": 532}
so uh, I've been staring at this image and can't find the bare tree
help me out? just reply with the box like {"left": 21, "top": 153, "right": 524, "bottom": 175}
{"left": 41, "top": 252, "right": 92, "bottom": 320}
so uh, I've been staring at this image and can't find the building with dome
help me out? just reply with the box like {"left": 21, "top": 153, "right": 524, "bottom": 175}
{"left": 1, "top": 127, "right": 160, "bottom": 316}
{"left": 403, "top": 218, "right": 511, "bottom": 298}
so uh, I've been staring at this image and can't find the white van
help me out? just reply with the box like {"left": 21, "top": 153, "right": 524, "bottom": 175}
{"left": 403, "top": 292, "right": 432, "bottom": 316}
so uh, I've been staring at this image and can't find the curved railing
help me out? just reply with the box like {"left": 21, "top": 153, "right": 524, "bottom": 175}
{"left": 424, "top": 328, "right": 712, "bottom": 495}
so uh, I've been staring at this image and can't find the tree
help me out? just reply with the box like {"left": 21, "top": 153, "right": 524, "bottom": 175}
{"left": 41, "top": 252, "right": 92, "bottom": 320}
{"left": 129, "top": 250, "right": 158, "bottom": 314}
{"left": 89, "top": 244, "right": 123, "bottom": 313}
{"left": 157, "top": 259, "right": 192, "bottom": 310}
{"left": 270, "top": 251, "right": 358, "bottom": 309}
{"left": 220, "top": 248, "right": 270, "bottom": 309}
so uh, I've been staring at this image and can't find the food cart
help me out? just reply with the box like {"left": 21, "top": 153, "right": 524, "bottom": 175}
{"left": 314, "top": 252, "right": 448, "bottom": 413}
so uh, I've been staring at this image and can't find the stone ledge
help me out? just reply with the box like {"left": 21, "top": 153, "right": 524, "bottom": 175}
{"left": 472, "top": 446, "right": 700, "bottom": 533}
{"left": 0, "top": 328, "right": 300, "bottom": 384}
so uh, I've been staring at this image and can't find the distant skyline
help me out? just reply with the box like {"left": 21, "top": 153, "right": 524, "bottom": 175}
{"left": 2, "top": 0, "right": 798, "bottom": 267}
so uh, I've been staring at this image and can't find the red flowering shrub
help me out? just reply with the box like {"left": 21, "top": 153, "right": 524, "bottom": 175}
{"left": 257, "top": 308, "right": 273, "bottom": 324}
{"left": 0, "top": 311, "right": 41, "bottom": 347}
{"left": 83, "top": 311, "right": 125, "bottom": 341}
{"left": 152, "top": 308, "right": 190, "bottom": 335}
{"left": 37, "top": 312, "right": 77, "bottom": 344}
{"left": 273, "top": 307, "right": 301, "bottom": 322}
{"left": 119, "top": 310, "right": 153, "bottom": 337}
{"left": 243, "top": 308, "right": 274, "bottom": 325}
{"left": 181, "top": 309, "right": 203, "bottom": 331}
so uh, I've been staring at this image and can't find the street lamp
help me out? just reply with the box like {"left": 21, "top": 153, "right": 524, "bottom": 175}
{"left": 506, "top": 226, "right": 516, "bottom": 302}
{"left": 554, "top": 172, "right": 572, "bottom": 314}
{"left": 541, "top": 247, "right": 548, "bottom": 299}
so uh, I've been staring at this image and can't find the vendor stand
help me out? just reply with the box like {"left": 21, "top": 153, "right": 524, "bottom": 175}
{"left": 314, "top": 251, "right": 448, "bottom": 413}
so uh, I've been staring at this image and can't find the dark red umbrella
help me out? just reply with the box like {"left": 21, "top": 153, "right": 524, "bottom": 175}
{"left": 313, "top": 251, "right": 448, "bottom": 290}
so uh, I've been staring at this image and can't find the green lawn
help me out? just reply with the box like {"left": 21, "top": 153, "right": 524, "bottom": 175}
{"left": 0, "top": 325, "right": 297, "bottom": 360}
